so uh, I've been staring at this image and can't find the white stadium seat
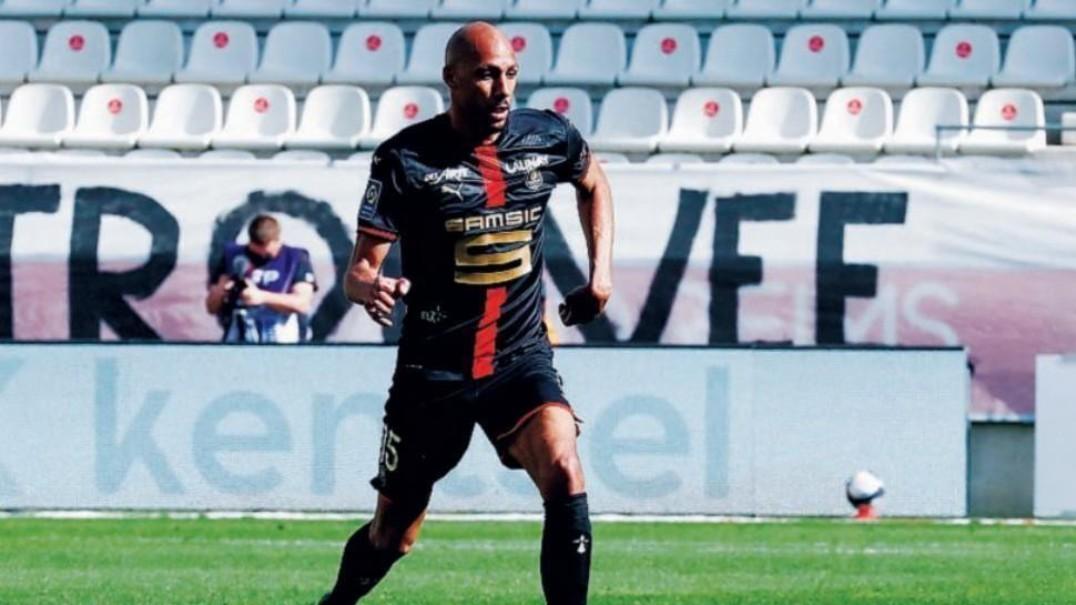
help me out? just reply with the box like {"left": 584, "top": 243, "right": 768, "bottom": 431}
{"left": 64, "top": 84, "right": 149, "bottom": 150}
{"left": 800, "top": 0, "right": 880, "bottom": 18}
{"left": 213, "top": 85, "right": 297, "bottom": 150}
{"left": 397, "top": 23, "right": 460, "bottom": 85}
{"left": 618, "top": 24, "right": 701, "bottom": 88}
{"left": 917, "top": 25, "right": 1000, "bottom": 89}
{"left": 249, "top": 22, "right": 332, "bottom": 87}
{"left": 719, "top": 152, "right": 779, "bottom": 164}
{"left": 660, "top": 87, "right": 743, "bottom": 153}
{"left": 29, "top": 21, "right": 111, "bottom": 90}
{"left": 875, "top": 0, "right": 954, "bottom": 18}
{"left": 175, "top": 21, "right": 259, "bottom": 86}
{"left": 768, "top": 24, "right": 849, "bottom": 91}
{"left": 960, "top": 88, "right": 1045, "bottom": 154}
{"left": 102, "top": 20, "right": 184, "bottom": 89}
{"left": 949, "top": 0, "right": 1028, "bottom": 18}
{"left": 734, "top": 87, "right": 817, "bottom": 153}
{"left": 125, "top": 148, "right": 182, "bottom": 159}
{"left": 139, "top": 0, "right": 217, "bottom": 16}
{"left": 797, "top": 153, "right": 855, "bottom": 164}
{"left": 363, "top": 0, "right": 437, "bottom": 17}
{"left": 693, "top": 25, "right": 774, "bottom": 90}
{"left": 213, "top": 0, "right": 289, "bottom": 17}
{"left": 0, "top": 21, "right": 38, "bottom": 94}
{"left": 589, "top": 87, "right": 668, "bottom": 153}
{"left": 646, "top": 152, "right": 704, "bottom": 164}
{"left": 578, "top": 0, "right": 661, "bottom": 19}
{"left": 323, "top": 22, "right": 405, "bottom": 87}
{"left": 432, "top": 0, "right": 510, "bottom": 19}
{"left": 726, "top": 0, "right": 806, "bottom": 18}
{"left": 140, "top": 84, "right": 223, "bottom": 150}
{"left": 526, "top": 87, "right": 594, "bottom": 134}
{"left": 286, "top": 0, "right": 360, "bottom": 17}
{"left": 273, "top": 149, "right": 331, "bottom": 164}
{"left": 360, "top": 86, "right": 445, "bottom": 147}
{"left": 884, "top": 87, "right": 967, "bottom": 154}
{"left": 1024, "top": 0, "right": 1076, "bottom": 19}
{"left": 198, "top": 149, "right": 256, "bottom": 160}
{"left": 653, "top": 0, "right": 730, "bottom": 19}
{"left": 992, "top": 26, "right": 1075, "bottom": 89}
{"left": 545, "top": 23, "right": 627, "bottom": 87}
{"left": 0, "top": 0, "right": 69, "bottom": 17}
{"left": 66, "top": 0, "right": 143, "bottom": 17}
{"left": 287, "top": 85, "right": 371, "bottom": 149}
{"left": 499, "top": 23, "right": 553, "bottom": 85}
{"left": 842, "top": 25, "right": 924, "bottom": 92}
{"left": 809, "top": 87, "right": 893, "bottom": 153}
{"left": 508, "top": 0, "right": 584, "bottom": 18}
{"left": 596, "top": 152, "right": 630, "bottom": 163}
{"left": 0, "top": 84, "right": 76, "bottom": 149}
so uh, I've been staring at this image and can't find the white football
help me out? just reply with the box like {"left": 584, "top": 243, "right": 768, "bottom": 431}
{"left": 846, "top": 470, "right": 885, "bottom": 505}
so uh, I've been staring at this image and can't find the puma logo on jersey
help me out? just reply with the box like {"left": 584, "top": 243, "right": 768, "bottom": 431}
{"left": 441, "top": 184, "right": 464, "bottom": 200}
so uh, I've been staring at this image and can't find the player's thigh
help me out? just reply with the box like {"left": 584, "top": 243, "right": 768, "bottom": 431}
{"left": 505, "top": 404, "right": 586, "bottom": 498}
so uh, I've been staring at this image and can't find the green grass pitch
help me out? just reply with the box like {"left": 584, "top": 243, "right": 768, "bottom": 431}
{"left": 1, "top": 517, "right": 1075, "bottom": 604}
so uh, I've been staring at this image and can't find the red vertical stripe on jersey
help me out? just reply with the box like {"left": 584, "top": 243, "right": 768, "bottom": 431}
{"left": 472, "top": 144, "right": 508, "bottom": 379}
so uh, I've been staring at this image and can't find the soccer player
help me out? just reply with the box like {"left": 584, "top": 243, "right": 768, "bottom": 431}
{"left": 320, "top": 21, "right": 614, "bottom": 605}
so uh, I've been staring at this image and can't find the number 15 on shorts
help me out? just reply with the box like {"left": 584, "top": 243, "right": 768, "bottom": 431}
{"left": 379, "top": 424, "right": 402, "bottom": 473}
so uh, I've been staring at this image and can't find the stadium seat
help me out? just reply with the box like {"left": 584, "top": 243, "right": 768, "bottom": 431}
{"left": 0, "top": 0, "right": 69, "bottom": 17}
{"left": 139, "top": 0, "right": 216, "bottom": 16}
{"left": 809, "top": 87, "right": 892, "bottom": 153}
{"left": 197, "top": 149, "right": 256, "bottom": 160}
{"left": 526, "top": 87, "right": 593, "bottom": 134}
{"left": 139, "top": 83, "right": 223, "bottom": 150}
{"left": 287, "top": 85, "right": 370, "bottom": 149}
{"left": 652, "top": 0, "right": 730, "bottom": 19}
{"left": 596, "top": 152, "right": 630, "bottom": 163}
{"left": 29, "top": 21, "right": 111, "bottom": 90}
{"left": 432, "top": 0, "right": 510, "bottom": 19}
{"left": 64, "top": 83, "right": 149, "bottom": 150}
{"left": 718, "top": 153, "right": 779, "bottom": 164}
{"left": 125, "top": 148, "right": 182, "bottom": 159}
{"left": 960, "top": 88, "right": 1045, "bottom": 154}
{"left": 618, "top": 24, "right": 701, "bottom": 88}
{"left": 659, "top": 87, "right": 742, "bottom": 153}
{"left": 360, "top": 86, "right": 444, "bottom": 147}
{"left": 545, "top": 23, "right": 627, "bottom": 87}
{"left": 992, "top": 26, "right": 1075, "bottom": 90}
{"left": 589, "top": 87, "right": 668, "bottom": 153}
{"left": 645, "top": 152, "right": 704, "bottom": 164}
{"left": 249, "top": 22, "right": 332, "bottom": 88}
{"left": 578, "top": 0, "right": 661, "bottom": 19}
{"left": 397, "top": 23, "right": 460, "bottom": 85}
{"left": 66, "top": 0, "right": 143, "bottom": 17}
{"left": 875, "top": 0, "right": 954, "bottom": 18}
{"left": 212, "top": 0, "right": 289, "bottom": 17}
{"left": 507, "top": 0, "right": 584, "bottom": 18}
{"left": 273, "top": 149, "right": 331, "bottom": 164}
{"left": 693, "top": 25, "right": 774, "bottom": 90}
{"left": 733, "top": 87, "right": 817, "bottom": 153}
{"left": 323, "top": 22, "right": 405, "bottom": 87}
{"left": 1024, "top": 0, "right": 1076, "bottom": 19}
{"left": 884, "top": 87, "right": 967, "bottom": 154}
{"left": 768, "top": 25, "right": 849, "bottom": 92}
{"left": 796, "top": 153, "right": 855, "bottom": 164}
{"left": 499, "top": 23, "right": 554, "bottom": 85}
{"left": 726, "top": 0, "right": 806, "bottom": 18}
{"left": 0, "top": 84, "right": 76, "bottom": 149}
{"left": 949, "top": 0, "right": 1028, "bottom": 18}
{"left": 51, "top": 148, "right": 107, "bottom": 158}
{"left": 872, "top": 154, "right": 935, "bottom": 165}
{"left": 175, "top": 21, "right": 259, "bottom": 87}
{"left": 917, "top": 25, "right": 999, "bottom": 89}
{"left": 363, "top": 0, "right": 438, "bottom": 17}
{"left": 800, "top": 0, "right": 880, "bottom": 18}
{"left": 0, "top": 21, "right": 38, "bottom": 94}
{"left": 286, "top": 0, "right": 361, "bottom": 17}
{"left": 101, "top": 20, "right": 184, "bottom": 89}
{"left": 842, "top": 25, "right": 924, "bottom": 92}
{"left": 213, "top": 85, "right": 297, "bottom": 150}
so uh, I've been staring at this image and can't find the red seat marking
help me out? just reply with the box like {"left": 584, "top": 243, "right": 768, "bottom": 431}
{"left": 403, "top": 102, "right": 419, "bottom": 119}
{"left": 1001, "top": 103, "right": 1018, "bottom": 121}
{"left": 213, "top": 32, "right": 230, "bottom": 49}
{"left": 847, "top": 98, "right": 862, "bottom": 115}
{"left": 511, "top": 36, "right": 527, "bottom": 52}
{"left": 553, "top": 97, "right": 570, "bottom": 114}
{"left": 808, "top": 35, "right": 825, "bottom": 53}
{"left": 661, "top": 37, "right": 678, "bottom": 54}
{"left": 254, "top": 97, "right": 269, "bottom": 113}
{"left": 366, "top": 34, "right": 382, "bottom": 51}
{"left": 107, "top": 98, "right": 123, "bottom": 115}
{"left": 956, "top": 41, "right": 972, "bottom": 58}
{"left": 69, "top": 35, "right": 85, "bottom": 52}
{"left": 703, "top": 100, "right": 720, "bottom": 117}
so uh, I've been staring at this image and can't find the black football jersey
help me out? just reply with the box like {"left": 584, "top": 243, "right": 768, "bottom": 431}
{"left": 357, "top": 109, "right": 591, "bottom": 379}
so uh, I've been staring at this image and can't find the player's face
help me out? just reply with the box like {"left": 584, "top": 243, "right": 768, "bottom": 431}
{"left": 458, "top": 52, "right": 518, "bottom": 133}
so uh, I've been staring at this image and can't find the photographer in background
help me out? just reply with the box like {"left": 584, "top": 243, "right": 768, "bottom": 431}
{"left": 205, "top": 214, "right": 318, "bottom": 343}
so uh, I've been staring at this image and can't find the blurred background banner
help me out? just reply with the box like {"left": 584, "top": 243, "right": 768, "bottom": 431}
{"left": 2, "top": 159, "right": 1074, "bottom": 418}
{"left": 0, "top": 344, "right": 967, "bottom": 516}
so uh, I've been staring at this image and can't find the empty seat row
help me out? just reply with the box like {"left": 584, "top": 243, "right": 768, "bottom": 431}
{"left": 3, "top": 19, "right": 1073, "bottom": 98}
{"left": 3, "top": 0, "right": 1076, "bottom": 20}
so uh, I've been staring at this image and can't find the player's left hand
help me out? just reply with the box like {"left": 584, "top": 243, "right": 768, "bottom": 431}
{"left": 239, "top": 281, "right": 267, "bottom": 306}
{"left": 559, "top": 281, "right": 611, "bottom": 326}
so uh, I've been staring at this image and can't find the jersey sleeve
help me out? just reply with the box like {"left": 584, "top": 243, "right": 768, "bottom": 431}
{"left": 292, "top": 249, "right": 319, "bottom": 292}
{"left": 552, "top": 113, "right": 592, "bottom": 185}
{"left": 357, "top": 147, "right": 407, "bottom": 241}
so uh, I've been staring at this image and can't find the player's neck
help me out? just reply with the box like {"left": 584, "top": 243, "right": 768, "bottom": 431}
{"left": 447, "top": 109, "right": 503, "bottom": 147}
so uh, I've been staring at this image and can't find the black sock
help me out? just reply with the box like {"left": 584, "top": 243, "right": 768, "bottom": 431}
{"left": 541, "top": 493, "right": 592, "bottom": 605}
{"left": 322, "top": 523, "right": 404, "bottom": 604}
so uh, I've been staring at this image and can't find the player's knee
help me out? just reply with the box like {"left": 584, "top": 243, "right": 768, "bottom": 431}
{"left": 369, "top": 525, "right": 419, "bottom": 556}
{"left": 539, "top": 450, "right": 586, "bottom": 499}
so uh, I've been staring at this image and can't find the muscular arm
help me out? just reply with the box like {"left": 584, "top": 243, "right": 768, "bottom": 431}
{"left": 345, "top": 233, "right": 410, "bottom": 326}
{"left": 573, "top": 157, "right": 614, "bottom": 303}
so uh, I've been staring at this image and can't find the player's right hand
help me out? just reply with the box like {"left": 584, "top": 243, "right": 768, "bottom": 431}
{"left": 363, "top": 275, "right": 411, "bottom": 327}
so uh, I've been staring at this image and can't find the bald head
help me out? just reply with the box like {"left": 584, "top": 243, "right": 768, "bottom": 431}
{"left": 442, "top": 22, "right": 519, "bottom": 140}
{"left": 445, "top": 21, "right": 514, "bottom": 68}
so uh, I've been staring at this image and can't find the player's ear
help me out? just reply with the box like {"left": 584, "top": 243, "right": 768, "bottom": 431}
{"left": 442, "top": 65, "right": 456, "bottom": 90}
